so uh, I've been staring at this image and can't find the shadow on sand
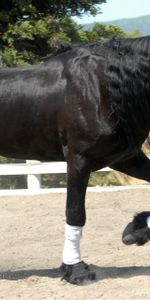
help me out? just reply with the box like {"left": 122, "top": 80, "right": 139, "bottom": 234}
{"left": 0, "top": 264, "right": 149, "bottom": 283}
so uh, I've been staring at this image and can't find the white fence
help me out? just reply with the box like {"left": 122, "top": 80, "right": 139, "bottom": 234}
{"left": 0, "top": 160, "right": 111, "bottom": 190}
{"left": 0, "top": 160, "right": 114, "bottom": 195}
{"left": 0, "top": 160, "right": 149, "bottom": 195}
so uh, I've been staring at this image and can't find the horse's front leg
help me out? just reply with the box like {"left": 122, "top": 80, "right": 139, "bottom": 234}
{"left": 60, "top": 154, "right": 95, "bottom": 284}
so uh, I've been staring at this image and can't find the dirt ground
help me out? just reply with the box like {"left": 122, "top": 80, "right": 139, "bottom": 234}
{"left": 0, "top": 189, "right": 150, "bottom": 299}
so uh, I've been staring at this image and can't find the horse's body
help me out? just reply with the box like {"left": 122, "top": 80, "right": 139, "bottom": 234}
{"left": 0, "top": 63, "right": 65, "bottom": 160}
{"left": 1, "top": 36, "right": 150, "bottom": 284}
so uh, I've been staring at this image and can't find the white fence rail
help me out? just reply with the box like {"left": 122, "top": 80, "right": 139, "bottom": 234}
{"left": 0, "top": 160, "right": 149, "bottom": 195}
{"left": 0, "top": 160, "right": 111, "bottom": 192}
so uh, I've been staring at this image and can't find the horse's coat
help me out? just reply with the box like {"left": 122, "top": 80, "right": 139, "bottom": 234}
{"left": 1, "top": 36, "right": 150, "bottom": 283}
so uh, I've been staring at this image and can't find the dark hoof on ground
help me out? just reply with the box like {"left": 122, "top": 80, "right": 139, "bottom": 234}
{"left": 122, "top": 212, "right": 150, "bottom": 246}
{"left": 60, "top": 261, "right": 96, "bottom": 285}
{"left": 122, "top": 222, "right": 136, "bottom": 245}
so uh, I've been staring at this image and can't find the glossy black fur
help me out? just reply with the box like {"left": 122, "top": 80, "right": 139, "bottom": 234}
{"left": 1, "top": 36, "right": 150, "bottom": 283}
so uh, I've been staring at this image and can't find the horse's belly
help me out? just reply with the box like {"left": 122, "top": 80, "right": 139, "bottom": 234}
{"left": 0, "top": 126, "right": 64, "bottom": 161}
{"left": 0, "top": 142, "right": 64, "bottom": 161}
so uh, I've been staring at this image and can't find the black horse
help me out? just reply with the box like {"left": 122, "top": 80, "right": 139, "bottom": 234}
{"left": 1, "top": 36, "right": 150, "bottom": 284}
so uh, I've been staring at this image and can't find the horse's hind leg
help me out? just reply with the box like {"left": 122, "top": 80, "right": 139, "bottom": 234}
{"left": 60, "top": 154, "right": 95, "bottom": 284}
{"left": 111, "top": 151, "right": 150, "bottom": 246}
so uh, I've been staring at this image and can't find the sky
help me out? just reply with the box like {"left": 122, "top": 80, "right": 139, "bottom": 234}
{"left": 73, "top": 0, "right": 150, "bottom": 24}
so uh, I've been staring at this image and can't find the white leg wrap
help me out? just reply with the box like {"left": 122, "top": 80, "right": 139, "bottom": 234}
{"left": 63, "top": 223, "right": 83, "bottom": 265}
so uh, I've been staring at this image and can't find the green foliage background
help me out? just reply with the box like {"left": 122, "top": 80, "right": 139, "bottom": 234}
{"left": 0, "top": 17, "right": 128, "bottom": 67}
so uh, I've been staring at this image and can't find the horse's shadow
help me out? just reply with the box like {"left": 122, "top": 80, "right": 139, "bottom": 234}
{"left": 0, "top": 265, "right": 150, "bottom": 282}
{"left": 92, "top": 265, "right": 150, "bottom": 281}
{"left": 0, "top": 268, "right": 60, "bottom": 281}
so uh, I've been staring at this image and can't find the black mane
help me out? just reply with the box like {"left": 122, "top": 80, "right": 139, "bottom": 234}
{"left": 42, "top": 44, "right": 73, "bottom": 61}
{"left": 42, "top": 35, "right": 150, "bottom": 62}
{"left": 103, "top": 36, "right": 150, "bottom": 150}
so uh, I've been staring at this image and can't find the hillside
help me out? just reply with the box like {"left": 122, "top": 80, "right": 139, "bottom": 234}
{"left": 84, "top": 15, "right": 150, "bottom": 36}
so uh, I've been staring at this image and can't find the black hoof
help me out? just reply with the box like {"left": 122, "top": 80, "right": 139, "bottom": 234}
{"left": 60, "top": 261, "right": 96, "bottom": 285}
{"left": 122, "top": 222, "right": 136, "bottom": 245}
{"left": 122, "top": 212, "right": 150, "bottom": 246}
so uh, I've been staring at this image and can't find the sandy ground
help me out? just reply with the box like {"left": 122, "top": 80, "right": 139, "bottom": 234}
{"left": 0, "top": 189, "right": 150, "bottom": 299}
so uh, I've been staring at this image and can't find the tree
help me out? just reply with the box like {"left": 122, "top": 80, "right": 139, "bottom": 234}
{"left": 0, "top": 0, "right": 107, "bottom": 66}
{"left": 1, "top": 16, "right": 91, "bottom": 66}
{"left": 0, "top": 0, "right": 106, "bottom": 24}
{"left": 127, "top": 29, "right": 142, "bottom": 38}
{"left": 92, "top": 23, "right": 126, "bottom": 40}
